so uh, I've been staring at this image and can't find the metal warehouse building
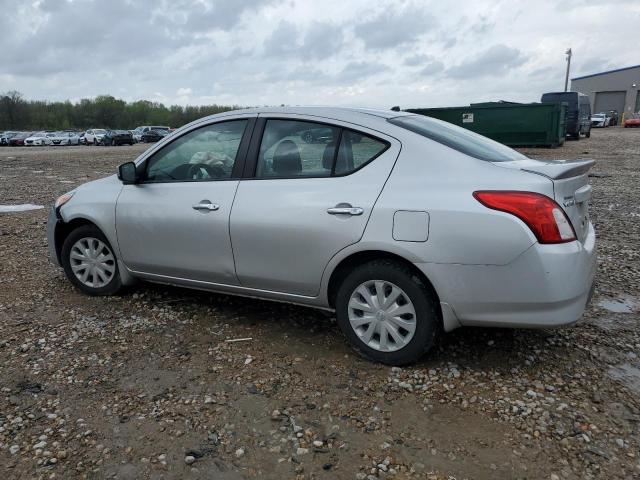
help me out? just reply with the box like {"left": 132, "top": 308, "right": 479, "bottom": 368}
{"left": 571, "top": 65, "right": 640, "bottom": 119}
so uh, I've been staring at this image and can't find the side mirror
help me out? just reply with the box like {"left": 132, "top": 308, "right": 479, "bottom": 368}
{"left": 117, "top": 162, "right": 138, "bottom": 184}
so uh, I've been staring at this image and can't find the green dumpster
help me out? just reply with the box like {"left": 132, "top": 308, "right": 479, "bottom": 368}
{"left": 406, "top": 102, "right": 567, "bottom": 148}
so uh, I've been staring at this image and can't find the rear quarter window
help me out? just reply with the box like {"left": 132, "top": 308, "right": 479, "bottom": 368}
{"left": 334, "top": 130, "right": 388, "bottom": 174}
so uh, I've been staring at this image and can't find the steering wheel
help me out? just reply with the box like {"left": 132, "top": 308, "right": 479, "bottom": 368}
{"left": 186, "top": 163, "right": 209, "bottom": 180}
{"left": 186, "top": 163, "right": 226, "bottom": 180}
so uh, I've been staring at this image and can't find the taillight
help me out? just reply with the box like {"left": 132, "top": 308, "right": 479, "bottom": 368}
{"left": 473, "top": 191, "right": 576, "bottom": 244}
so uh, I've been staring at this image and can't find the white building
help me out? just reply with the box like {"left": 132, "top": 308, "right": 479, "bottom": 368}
{"left": 571, "top": 65, "right": 640, "bottom": 117}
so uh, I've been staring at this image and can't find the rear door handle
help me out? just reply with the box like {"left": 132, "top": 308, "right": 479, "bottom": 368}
{"left": 192, "top": 200, "right": 220, "bottom": 211}
{"left": 327, "top": 205, "right": 364, "bottom": 216}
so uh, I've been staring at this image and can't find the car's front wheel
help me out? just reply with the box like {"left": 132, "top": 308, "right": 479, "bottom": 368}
{"left": 335, "top": 260, "right": 439, "bottom": 365}
{"left": 61, "top": 225, "right": 122, "bottom": 296}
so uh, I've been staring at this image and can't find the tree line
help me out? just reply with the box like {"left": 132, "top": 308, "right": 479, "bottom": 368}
{"left": 0, "top": 91, "right": 239, "bottom": 131}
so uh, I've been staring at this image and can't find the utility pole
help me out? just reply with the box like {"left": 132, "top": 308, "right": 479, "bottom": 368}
{"left": 564, "top": 48, "right": 572, "bottom": 92}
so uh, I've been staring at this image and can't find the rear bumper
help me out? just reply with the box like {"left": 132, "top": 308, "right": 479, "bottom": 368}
{"left": 417, "top": 223, "right": 597, "bottom": 328}
{"left": 47, "top": 206, "right": 61, "bottom": 267}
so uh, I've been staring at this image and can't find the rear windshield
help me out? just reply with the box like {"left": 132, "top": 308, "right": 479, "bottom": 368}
{"left": 541, "top": 93, "right": 577, "bottom": 106}
{"left": 388, "top": 115, "right": 526, "bottom": 162}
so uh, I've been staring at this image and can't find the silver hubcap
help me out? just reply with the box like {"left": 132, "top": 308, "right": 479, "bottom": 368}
{"left": 347, "top": 280, "right": 417, "bottom": 352}
{"left": 69, "top": 237, "right": 115, "bottom": 288}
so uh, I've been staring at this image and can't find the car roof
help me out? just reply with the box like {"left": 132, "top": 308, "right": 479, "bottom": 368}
{"left": 199, "top": 106, "right": 413, "bottom": 124}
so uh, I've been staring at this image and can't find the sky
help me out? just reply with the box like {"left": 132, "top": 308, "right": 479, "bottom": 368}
{"left": 0, "top": 0, "right": 638, "bottom": 109}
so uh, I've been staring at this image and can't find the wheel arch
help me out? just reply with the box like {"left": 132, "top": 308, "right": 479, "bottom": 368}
{"left": 54, "top": 215, "right": 137, "bottom": 286}
{"left": 53, "top": 217, "right": 98, "bottom": 263}
{"left": 326, "top": 250, "right": 441, "bottom": 311}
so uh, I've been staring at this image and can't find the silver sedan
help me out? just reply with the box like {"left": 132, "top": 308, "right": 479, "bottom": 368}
{"left": 48, "top": 107, "right": 596, "bottom": 365}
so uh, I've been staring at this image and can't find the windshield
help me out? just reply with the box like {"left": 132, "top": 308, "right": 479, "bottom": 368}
{"left": 592, "top": 114, "right": 605, "bottom": 118}
{"left": 541, "top": 93, "right": 578, "bottom": 105}
{"left": 388, "top": 115, "right": 526, "bottom": 162}
{"left": 94, "top": 129, "right": 106, "bottom": 134}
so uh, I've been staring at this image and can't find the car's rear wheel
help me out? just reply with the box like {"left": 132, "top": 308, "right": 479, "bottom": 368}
{"left": 61, "top": 225, "right": 122, "bottom": 296}
{"left": 335, "top": 260, "right": 439, "bottom": 365}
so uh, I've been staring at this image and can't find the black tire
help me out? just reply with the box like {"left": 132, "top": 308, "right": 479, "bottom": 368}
{"left": 61, "top": 225, "right": 122, "bottom": 296}
{"left": 335, "top": 260, "right": 440, "bottom": 365}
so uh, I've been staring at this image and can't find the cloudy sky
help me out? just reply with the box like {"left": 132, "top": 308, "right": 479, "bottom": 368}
{"left": 0, "top": 0, "right": 638, "bottom": 108}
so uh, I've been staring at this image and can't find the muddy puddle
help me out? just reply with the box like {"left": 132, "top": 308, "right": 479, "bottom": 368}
{"left": 598, "top": 296, "right": 639, "bottom": 313}
{"left": 609, "top": 363, "right": 640, "bottom": 395}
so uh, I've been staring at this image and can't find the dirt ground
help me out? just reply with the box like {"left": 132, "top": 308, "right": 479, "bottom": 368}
{"left": 0, "top": 128, "right": 639, "bottom": 480}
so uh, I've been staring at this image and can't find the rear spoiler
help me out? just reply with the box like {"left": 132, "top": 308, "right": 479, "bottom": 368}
{"left": 520, "top": 159, "right": 595, "bottom": 180}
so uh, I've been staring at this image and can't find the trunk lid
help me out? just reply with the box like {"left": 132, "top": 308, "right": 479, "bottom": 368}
{"left": 494, "top": 158, "right": 594, "bottom": 242}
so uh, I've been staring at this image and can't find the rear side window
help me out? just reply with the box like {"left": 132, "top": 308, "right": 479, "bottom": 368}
{"left": 334, "top": 130, "right": 388, "bottom": 174}
{"left": 388, "top": 115, "right": 526, "bottom": 162}
{"left": 255, "top": 120, "right": 389, "bottom": 178}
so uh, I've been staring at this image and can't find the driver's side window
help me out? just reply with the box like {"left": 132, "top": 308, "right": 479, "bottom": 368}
{"left": 143, "top": 120, "right": 247, "bottom": 182}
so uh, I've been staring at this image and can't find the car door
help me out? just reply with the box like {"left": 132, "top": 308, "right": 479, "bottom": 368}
{"left": 116, "top": 116, "right": 254, "bottom": 284}
{"left": 230, "top": 116, "right": 401, "bottom": 296}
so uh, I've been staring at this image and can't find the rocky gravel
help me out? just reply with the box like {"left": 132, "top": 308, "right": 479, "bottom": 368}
{"left": 0, "top": 128, "right": 639, "bottom": 479}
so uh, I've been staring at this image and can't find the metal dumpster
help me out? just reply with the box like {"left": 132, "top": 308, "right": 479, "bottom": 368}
{"left": 406, "top": 102, "right": 567, "bottom": 147}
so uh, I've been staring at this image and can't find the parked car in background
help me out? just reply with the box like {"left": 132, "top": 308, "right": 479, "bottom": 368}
{"left": 133, "top": 126, "right": 170, "bottom": 143}
{"left": 541, "top": 91, "right": 591, "bottom": 139}
{"left": 50, "top": 131, "right": 80, "bottom": 146}
{"left": 1, "top": 131, "right": 19, "bottom": 146}
{"left": 8, "top": 132, "right": 32, "bottom": 146}
{"left": 301, "top": 127, "right": 335, "bottom": 143}
{"left": 85, "top": 129, "right": 107, "bottom": 145}
{"left": 25, "top": 132, "right": 56, "bottom": 146}
{"left": 78, "top": 132, "right": 87, "bottom": 145}
{"left": 47, "top": 107, "right": 596, "bottom": 365}
{"left": 591, "top": 113, "right": 610, "bottom": 128}
{"left": 103, "top": 130, "right": 134, "bottom": 146}
{"left": 140, "top": 128, "right": 169, "bottom": 143}
{"left": 132, "top": 127, "right": 144, "bottom": 143}
{"left": 624, "top": 114, "right": 640, "bottom": 128}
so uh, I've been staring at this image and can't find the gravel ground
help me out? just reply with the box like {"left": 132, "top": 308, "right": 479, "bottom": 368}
{"left": 0, "top": 128, "right": 639, "bottom": 480}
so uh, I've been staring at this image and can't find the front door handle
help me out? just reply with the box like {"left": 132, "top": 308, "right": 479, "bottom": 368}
{"left": 192, "top": 200, "right": 220, "bottom": 211}
{"left": 327, "top": 204, "right": 364, "bottom": 216}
